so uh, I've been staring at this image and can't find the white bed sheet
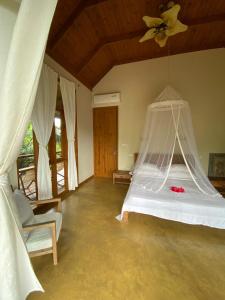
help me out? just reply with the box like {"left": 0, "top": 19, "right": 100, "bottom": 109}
{"left": 122, "top": 177, "right": 225, "bottom": 229}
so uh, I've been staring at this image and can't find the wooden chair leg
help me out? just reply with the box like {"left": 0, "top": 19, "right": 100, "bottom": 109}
{"left": 122, "top": 211, "right": 129, "bottom": 223}
{"left": 52, "top": 223, "right": 58, "bottom": 265}
{"left": 57, "top": 200, "right": 62, "bottom": 213}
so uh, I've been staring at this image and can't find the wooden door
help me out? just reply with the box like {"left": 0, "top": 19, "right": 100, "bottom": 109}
{"left": 93, "top": 106, "right": 118, "bottom": 177}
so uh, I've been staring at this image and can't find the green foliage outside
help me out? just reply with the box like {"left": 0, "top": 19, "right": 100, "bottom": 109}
{"left": 21, "top": 123, "right": 34, "bottom": 155}
{"left": 19, "top": 123, "right": 34, "bottom": 169}
{"left": 55, "top": 118, "right": 62, "bottom": 158}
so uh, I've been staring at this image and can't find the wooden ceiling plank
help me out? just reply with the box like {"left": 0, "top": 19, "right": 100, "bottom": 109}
{"left": 48, "top": 0, "right": 225, "bottom": 89}
{"left": 48, "top": 0, "right": 108, "bottom": 49}
{"left": 76, "top": 13, "right": 225, "bottom": 76}
{"left": 113, "top": 42, "right": 225, "bottom": 67}
{"left": 90, "top": 62, "right": 114, "bottom": 87}
{"left": 185, "top": 13, "right": 225, "bottom": 26}
{"left": 75, "top": 29, "right": 144, "bottom": 73}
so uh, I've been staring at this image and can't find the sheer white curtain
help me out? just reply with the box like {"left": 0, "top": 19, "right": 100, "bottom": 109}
{"left": 60, "top": 77, "right": 78, "bottom": 190}
{"left": 32, "top": 64, "right": 58, "bottom": 200}
{"left": 0, "top": 1, "right": 57, "bottom": 299}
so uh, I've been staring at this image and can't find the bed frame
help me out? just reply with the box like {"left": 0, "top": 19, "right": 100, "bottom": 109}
{"left": 122, "top": 211, "right": 129, "bottom": 223}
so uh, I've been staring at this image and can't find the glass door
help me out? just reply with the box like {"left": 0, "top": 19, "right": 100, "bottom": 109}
{"left": 49, "top": 94, "right": 68, "bottom": 197}
{"left": 17, "top": 88, "right": 70, "bottom": 199}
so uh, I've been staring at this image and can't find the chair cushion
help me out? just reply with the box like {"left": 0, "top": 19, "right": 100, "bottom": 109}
{"left": 25, "top": 212, "right": 62, "bottom": 253}
{"left": 13, "top": 189, "right": 34, "bottom": 225}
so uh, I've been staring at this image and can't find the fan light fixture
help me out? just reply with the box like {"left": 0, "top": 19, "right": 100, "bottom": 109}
{"left": 139, "top": 2, "right": 188, "bottom": 47}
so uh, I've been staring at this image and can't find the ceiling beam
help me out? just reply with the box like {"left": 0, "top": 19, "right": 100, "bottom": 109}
{"left": 76, "top": 13, "right": 225, "bottom": 76}
{"left": 75, "top": 29, "right": 144, "bottom": 74}
{"left": 89, "top": 40, "right": 225, "bottom": 89}
{"left": 89, "top": 62, "right": 114, "bottom": 88}
{"left": 48, "top": 0, "right": 108, "bottom": 49}
{"left": 113, "top": 42, "right": 225, "bottom": 67}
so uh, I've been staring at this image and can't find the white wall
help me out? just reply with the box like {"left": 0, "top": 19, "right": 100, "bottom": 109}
{"left": 93, "top": 48, "right": 225, "bottom": 173}
{"left": 44, "top": 55, "right": 94, "bottom": 184}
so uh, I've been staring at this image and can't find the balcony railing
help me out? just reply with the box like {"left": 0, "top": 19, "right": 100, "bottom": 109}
{"left": 17, "top": 152, "right": 66, "bottom": 199}
{"left": 56, "top": 161, "right": 65, "bottom": 193}
{"left": 17, "top": 154, "right": 36, "bottom": 200}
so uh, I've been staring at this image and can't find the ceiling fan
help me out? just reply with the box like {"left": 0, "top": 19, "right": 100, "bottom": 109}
{"left": 139, "top": 1, "right": 188, "bottom": 47}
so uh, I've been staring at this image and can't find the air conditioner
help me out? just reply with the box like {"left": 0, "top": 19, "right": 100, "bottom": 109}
{"left": 93, "top": 92, "right": 120, "bottom": 107}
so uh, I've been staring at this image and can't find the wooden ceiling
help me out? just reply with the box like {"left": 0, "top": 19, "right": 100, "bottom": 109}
{"left": 47, "top": 0, "right": 225, "bottom": 89}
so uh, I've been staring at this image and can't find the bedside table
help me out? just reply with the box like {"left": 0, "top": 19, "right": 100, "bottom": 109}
{"left": 113, "top": 170, "right": 131, "bottom": 184}
{"left": 210, "top": 178, "right": 225, "bottom": 197}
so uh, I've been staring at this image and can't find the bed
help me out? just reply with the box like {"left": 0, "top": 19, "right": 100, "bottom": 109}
{"left": 119, "top": 94, "right": 225, "bottom": 228}
{"left": 121, "top": 163, "right": 225, "bottom": 229}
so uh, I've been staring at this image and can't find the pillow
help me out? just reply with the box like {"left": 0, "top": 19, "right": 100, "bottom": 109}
{"left": 13, "top": 189, "right": 34, "bottom": 225}
{"left": 141, "top": 163, "right": 158, "bottom": 170}
{"left": 170, "top": 164, "right": 187, "bottom": 171}
{"left": 135, "top": 163, "right": 163, "bottom": 177}
{"left": 168, "top": 164, "right": 192, "bottom": 180}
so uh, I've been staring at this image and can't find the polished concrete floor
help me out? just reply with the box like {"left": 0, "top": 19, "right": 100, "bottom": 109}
{"left": 28, "top": 178, "right": 225, "bottom": 300}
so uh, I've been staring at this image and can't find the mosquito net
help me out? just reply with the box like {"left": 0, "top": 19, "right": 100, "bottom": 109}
{"left": 133, "top": 86, "right": 220, "bottom": 197}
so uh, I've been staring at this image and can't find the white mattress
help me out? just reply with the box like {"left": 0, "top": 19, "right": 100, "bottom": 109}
{"left": 122, "top": 178, "right": 225, "bottom": 229}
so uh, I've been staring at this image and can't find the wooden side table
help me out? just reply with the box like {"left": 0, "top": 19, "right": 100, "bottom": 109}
{"left": 113, "top": 170, "right": 131, "bottom": 184}
{"left": 210, "top": 178, "right": 225, "bottom": 197}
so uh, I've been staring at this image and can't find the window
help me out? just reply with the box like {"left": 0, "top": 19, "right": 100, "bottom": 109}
{"left": 54, "top": 112, "right": 66, "bottom": 194}
{"left": 48, "top": 91, "right": 68, "bottom": 197}
{"left": 55, "top": 115, "right": 62, "bottom": 159}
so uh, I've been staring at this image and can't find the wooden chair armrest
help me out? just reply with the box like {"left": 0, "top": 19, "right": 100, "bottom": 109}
{"left": 33, "top": 198, "right": 62, "bottom": 212}
{"left": 23, "top": 220, "right": 56, "bottom": 232}
{"left": 33, "top": 198, "right": 61, "bottom": 205}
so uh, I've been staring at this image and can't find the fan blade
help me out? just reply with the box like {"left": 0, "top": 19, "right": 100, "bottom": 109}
{"left": 155, "top": 35, "right": 168, "bottom": 47}
{"left": 161, "top": 4, "right": 180, "bottom": 27}
{"left": 166, "top": 20, "right": 188, "bottom": 36}
{"left": 142, "top": 16, "right": 163, "bottom": 28}
{"left": 139, "top": 28, "right": 156, "bottom": 43}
